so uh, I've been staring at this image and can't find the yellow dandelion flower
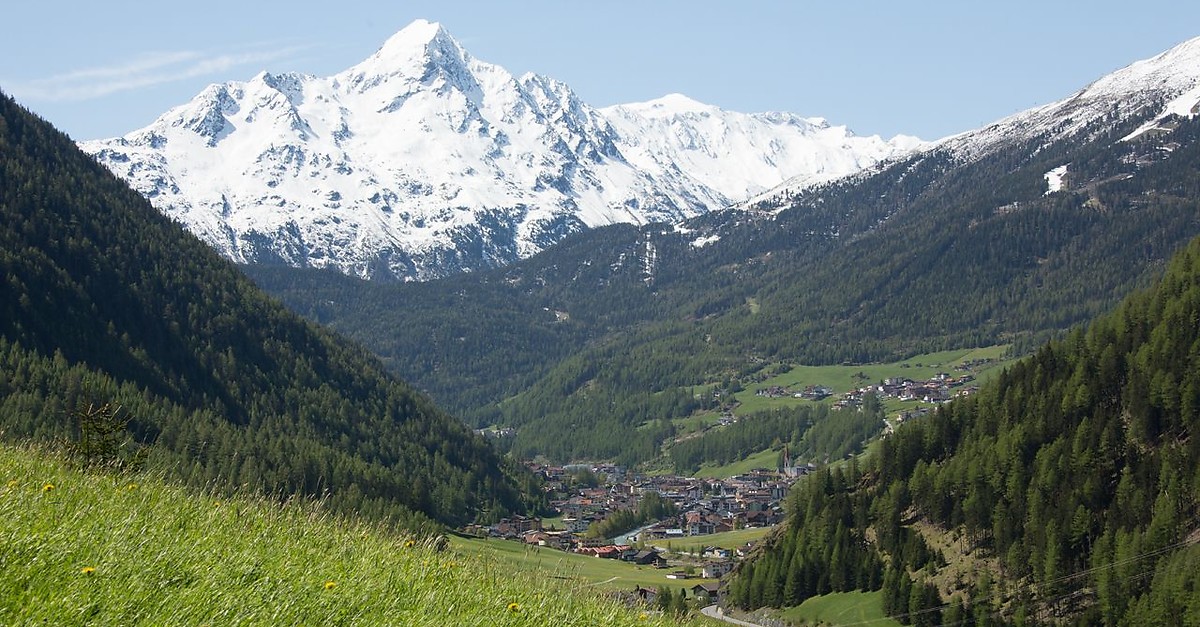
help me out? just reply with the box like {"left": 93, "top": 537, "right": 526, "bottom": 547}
{"left": 126, "top": 483, "right": 138, "bottom": 491}
{"left": 6, "top": 480, "right": 17, "bottom": 489}
{"left": 323, "top": 580, "right": 337, "bottom": 590}
{"left": 404, "top": 538, "right": 415, "bottom": 548}
{"left": 42, "top": 483, "right": 55, "bottom": 492}
{"left": 80, "top": 567, "right": 96, "bottom": 576}
{"left": 507, "top": 602, "right": 520, "bottom": 613}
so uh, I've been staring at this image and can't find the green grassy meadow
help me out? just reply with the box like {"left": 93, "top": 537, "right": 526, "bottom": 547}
{"left": 693, "top": 448, "right": 779, "bottom": 479}
{"left": 450, "top": 536, "right": 718, "bottom": 596}
{"left": 0, "top": 444, "right": 701, "bottom": 626}
{"left": 776, "top": 591, "right": 901, "bottom": 626}
{"left": 665, "top": 527, "right": 774, "bottom": 553}
{"left": 671, "top": 410, "right": 725, "bottom": 437}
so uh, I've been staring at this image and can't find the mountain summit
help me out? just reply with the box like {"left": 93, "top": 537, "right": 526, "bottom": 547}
{"left": 81, "top": 20, "right": 920, "bottom": 281}
{"left": 356, "top": 19, "right": 464, "bottom": 73}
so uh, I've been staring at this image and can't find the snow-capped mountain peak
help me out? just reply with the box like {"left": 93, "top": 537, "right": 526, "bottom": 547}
{"left": 344, "top": 19, "right": 464, "bottom": 80}
{"left": 81, "top": 19, "right": 921, "bottom": 281}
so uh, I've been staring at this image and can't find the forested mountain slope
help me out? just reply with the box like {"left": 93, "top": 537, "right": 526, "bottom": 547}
{"left": 726, "top": 235, "right": 1200, "bottom": 625}
{"left": 252, "top": 89, "right": 1200, "bottom": 464}
{"left": 0, "top": 92, "right": 535, "bottom": 528}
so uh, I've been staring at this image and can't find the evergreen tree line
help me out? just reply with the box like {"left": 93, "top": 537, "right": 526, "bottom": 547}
{"left": 726, "top": 462, "right": 884, "bottom": 609}
{"left": 727, "top": 233, "right": 1200, "bottom": 625}
{"left": 653, "top": 586, "right": 690, "bottom": 617}
{"left": 586, "top": 491, "right": 678, "bottom": 539}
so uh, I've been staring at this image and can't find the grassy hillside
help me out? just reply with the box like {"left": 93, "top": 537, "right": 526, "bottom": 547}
{"left": 0, "top": 91, "right": 534, "bottom": 527}
{"left": 451, "top": 537, "right": 718, "bottom": 596}
{"left": 778, "top": 591, "right": 901, "bottom": 627}
{"left": 667, "top": 527, "right": 773, "bottom": 553}
{"left": 0, "top": 443, "right": 697, "bottom": 626}
{"left": 692, "top": 449, "right": 781, "bottom": 479}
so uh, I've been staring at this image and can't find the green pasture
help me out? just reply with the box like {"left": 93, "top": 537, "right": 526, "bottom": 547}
{"left": 451, "top": 536, "right": 718, "bottom": 595}
{"left": 665, "top": 527, "right": 775, "bottom": 553}
{"left": 692, "top": 448, "right": 780, "bottom": 479}
{"left": 672, "top": 409, "right": 726, "bottom": 436}
{"left": 0, "top": 443, "right": 698, "bottom": 626}
{"left": 776, "top": 590, "right": 901, "bottom": 626}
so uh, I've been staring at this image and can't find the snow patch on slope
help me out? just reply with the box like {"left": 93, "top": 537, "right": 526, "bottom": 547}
{"left": 1121, "top": 83, "right": 1200, "bottom": 142}
{"left": 1044, "top": 164, "right": 1068, "bottom": 194}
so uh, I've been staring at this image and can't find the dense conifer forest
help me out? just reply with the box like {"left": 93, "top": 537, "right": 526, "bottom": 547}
{"left": 726, "top": 235, "right": 1200, "bottom": 625}
{"left": 0, "top": 92, "right": 539, "bottom": 529}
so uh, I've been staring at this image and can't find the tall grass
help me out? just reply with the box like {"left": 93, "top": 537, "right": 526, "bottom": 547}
{"left": 0, "top": 444, "right": 694, "bottom": 625}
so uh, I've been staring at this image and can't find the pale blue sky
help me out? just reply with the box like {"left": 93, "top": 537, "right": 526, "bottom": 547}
{"left": 2, "top": 0, "right": 1198, "bottom": 141}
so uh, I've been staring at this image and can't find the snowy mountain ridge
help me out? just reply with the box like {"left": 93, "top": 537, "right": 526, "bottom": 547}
{"left": 944, "top": 34, "right": 1200, "bottom": 159}
{"left": 741, "top": 35, "right": 1200, "bottom": 210}
{"left": 80, "top": 19, "right": 919, "bottom": 281}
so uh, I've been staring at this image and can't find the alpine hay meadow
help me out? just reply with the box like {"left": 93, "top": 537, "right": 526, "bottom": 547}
{"left": 0, "top": 444, "right": 694, "bottom": 625}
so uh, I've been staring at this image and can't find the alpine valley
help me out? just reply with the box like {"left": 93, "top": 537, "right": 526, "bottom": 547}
{"left": 81, "top": 19, "right": 919, "bottom": 282}
{"left": 4, "top": 14, "right": 1200, "bottom": 627}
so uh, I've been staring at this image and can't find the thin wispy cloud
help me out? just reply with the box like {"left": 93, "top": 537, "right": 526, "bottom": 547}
{"left": 7, "top": 45, "right": 310, "bottom": 102}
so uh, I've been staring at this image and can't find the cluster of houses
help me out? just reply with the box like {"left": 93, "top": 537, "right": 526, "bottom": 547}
{"left": 747, "top": 369, "right": 982, "bottom": 414}
{"left": 546, "top": 466, "right": 791, "bottom": 538}
{"left": 472, "top": 426, "right": 516, "bottom": 439}
{"left": 462, "top": 464, "right": 801, "bottom": 592}
{"left": 832, "top": 373, "right": 980, "bottom": 410}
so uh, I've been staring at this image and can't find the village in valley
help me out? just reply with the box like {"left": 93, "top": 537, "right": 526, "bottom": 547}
{"left": 462, "top": 461, "right": 810, "bottom": 603}
{"left": 463, "top": 354, "right": 1000, "bottom": 604}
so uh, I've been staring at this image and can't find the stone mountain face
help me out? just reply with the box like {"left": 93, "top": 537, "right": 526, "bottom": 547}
{"left": 80, "top": 19, "right": 920, "bottom": 281}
